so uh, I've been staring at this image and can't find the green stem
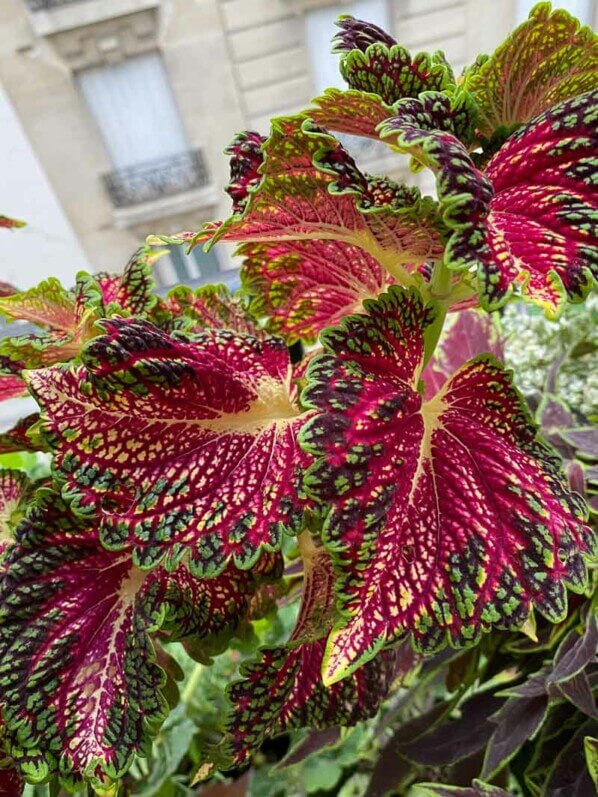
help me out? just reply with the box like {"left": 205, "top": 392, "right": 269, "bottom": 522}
{"left": 422, "top": 260, "right": 451, "bottom": 366}
{"left": 181, "top": 661, "right": 204, "bottom": 705}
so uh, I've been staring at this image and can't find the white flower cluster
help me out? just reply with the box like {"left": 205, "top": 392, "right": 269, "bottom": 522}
{"left": 501, "top": 294, "right": 597, "bottom": 418}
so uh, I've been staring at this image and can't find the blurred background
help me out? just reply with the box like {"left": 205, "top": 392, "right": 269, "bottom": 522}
{"left": 0, "top": 0, "right": 596, "bottom": 431}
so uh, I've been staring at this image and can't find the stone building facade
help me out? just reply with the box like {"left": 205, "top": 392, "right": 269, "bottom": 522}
{"left": 0, "top": 0, "right": 595, "bottom": 289}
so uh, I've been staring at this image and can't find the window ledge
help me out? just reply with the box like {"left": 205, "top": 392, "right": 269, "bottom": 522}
{"left": 26, "top": 0, "right": 159, "bottom": 37}
{"left": 111, "top": 184, "right": 220, "bottom": 229}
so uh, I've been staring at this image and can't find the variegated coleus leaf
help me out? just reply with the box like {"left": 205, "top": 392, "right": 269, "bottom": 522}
{"left": 95, "top": 245, "right": 162, "bottom": 318}
{"left": 381, "top": 90, "right": 598, "bottom": 315}
{"left": 332, "top": 15, "right": 455, "bottom": 105}
{"left": 422, "top": 310, "right": 503, "bottom": 398}
{"left": 0, "top": 766, "right": 23, "bottom": 796}
{"left": 0, "top": 374, "right": 27, "bottom": 402}
{"left": 0, "top": 414, "right": 42, "bottom": 455}
{"left": 166, "top": 283, "right": 264, "bottom": 337}
{"left": 480, "top": 89, "right": 598, "bottom": 315}
{"left": 310, "top": 88, "right": 394, "bottom": 141}
{"left": 0, "top": 216, "right": 25, "bottom": 230}
{"left": 0, "top": 275, "right": 101, "bottom": 370}
{"left": 332, "top": 14, "right": 396, "bottom": 53}
{"left": 224, "top": 131, "right": 266, "bottom": 214}
{"left": 379, "top": 92, "right": 492, "bottom": 271}
{"left": 300, "top": 286, "right": 595, "bottom": 684}
{"left": 0, "top": 283, "right": 17, "bottom": 297}
{"left": 0, "top": 277, "right": 77, "bottom": 331}
{"left": 160, "top": 552, "right": 282, "bottom": 642}
{"left": 27, "top": 318, "right": 310, "bottom": 575}
{"left": 208, "top": 542, "right": 408, "bottom": 768}
{"left": 0, "top": 491, "right": 164, "bottom": 788}
{"left": 0, "top": 489, "right": 263, "bottom": 787}
{"left": 462, "top": 2, "right": 598, "bottom": 141}
{"left": 0, "top": 469, "right": 31, "bottom": 560}
{"left": 194, "top": 117, "right": 443, "bottom": 287}
{"left": 240, "top": 238, "right": 396, "bottom": 345}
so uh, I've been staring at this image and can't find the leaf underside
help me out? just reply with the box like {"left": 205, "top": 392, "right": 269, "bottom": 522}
{"left": 240, "top": 238, "right": 395, "bottom": 344}
{"left": 196, "top": 117, "right": 443, "bottom": 288}
{"left": 481, "top": 90, "right": 598, "bottom": 315}
{"left": 463, "top": 2, "right": 598, "bottom": 138}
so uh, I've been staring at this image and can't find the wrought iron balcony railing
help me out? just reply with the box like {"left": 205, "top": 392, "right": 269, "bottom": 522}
{"left": 102, "top": 148, "right": 211, "bottom": 208}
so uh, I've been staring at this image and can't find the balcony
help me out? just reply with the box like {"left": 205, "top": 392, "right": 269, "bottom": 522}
{"left": 103, "top": 148, "right": 211, "bottom": 208}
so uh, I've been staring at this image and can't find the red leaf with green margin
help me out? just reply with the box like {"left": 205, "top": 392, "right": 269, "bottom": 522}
{"left": 379, "top": 92, "right": 492, "bottom": 272}
{"left": 481, "top": 90, "right": 598, "bottom": 316}
{"left": 0, "top": 283, "right": 17, "bottom": 297}
{"left": 26, "top": 318, "right": 310, "bottom": 575}
{"left": 240, "top": 238, "right": 396, "bottom": 344}
{"left": 0, "top": 489, "right": 259, "bottom": 787}
{"left": 300, "top": 286, "right": 595, "bottom": 684}
{"left": 160, "top": 555, "right": 279, "bottom": 642}
{"left": 333, "top": 16, "right": 454, "bottom": 105}
{"left": 0, "top": 374, "right": 27, "bottom": 402}
{"left": 462, "top": 2, "right": 598, "bottom": 140}
{"left": 422, "top": 310, "right": 503, "bottom": 398}
{"left": 0, "top": 216, "right": 25, "bottom": 230}
{"left": 95, "top": 245, "right": 162, "bottom": 317}
{"left": 0, "top": 414, "right": 41, "bottom": 455}
{"left": 0, "top": 494, "right": 165, "bottom": 787}
{"left": 224, "top": 131, "right": 266, "bottom": 214}
{"left": 0, "top": 766, "right": 23, "bottom": 796}
{"left": 0, "top": 274, "right": 102, "bottom": 369}
{"left": 0, "top": 278, "right": 76, "bottom": 330}
{"left": 209, "top": 543, "right": 406, "bottom": 768}
{"left": 0, "top": 469, "right": 31, "bottom": 560}
{"left": 166, "top": 283, "right": 264, "bottom": 337}
{"left": 195, "top": 117, "right": 443, "bottom": 286}
{"left": 0, "top": 330, "right": 82, "bottom": 370}
{"left": 310, "top": 88, "right": 394, "bottom": 141}
{"left": 381, "top": 90, "right": 598, "bottom": 315}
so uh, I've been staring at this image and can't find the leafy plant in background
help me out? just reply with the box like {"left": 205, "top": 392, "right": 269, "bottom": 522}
{"left": 0, "top": 3, "right": 596, "bottom": 795}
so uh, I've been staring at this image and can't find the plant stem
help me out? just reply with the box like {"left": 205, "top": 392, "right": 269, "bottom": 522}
{"left": 422, "top": 260, "right": 451, "bottom": 366}
{"left": 181, "top": 661, "right": 204, "bottom": 705}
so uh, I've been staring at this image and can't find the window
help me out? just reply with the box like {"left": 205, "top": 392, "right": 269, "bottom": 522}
{"left": 77, "top": 52, "right": 188, "bottom": 169}
{"left": 77, "top": 52, "right": 210, "bottom": 208}
{"left": 155, "top": 246, "right": 229, "bottom": 290}
{"left": 305, "top": 1, "right": 389, "bottom": 96}
{"left": 515, "top": 0, "right": 593, "bottom": 23}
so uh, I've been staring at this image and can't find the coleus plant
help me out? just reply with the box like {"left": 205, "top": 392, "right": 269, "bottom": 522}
{"left": 0, "top": 3, "right": 597, "bottom": 794}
